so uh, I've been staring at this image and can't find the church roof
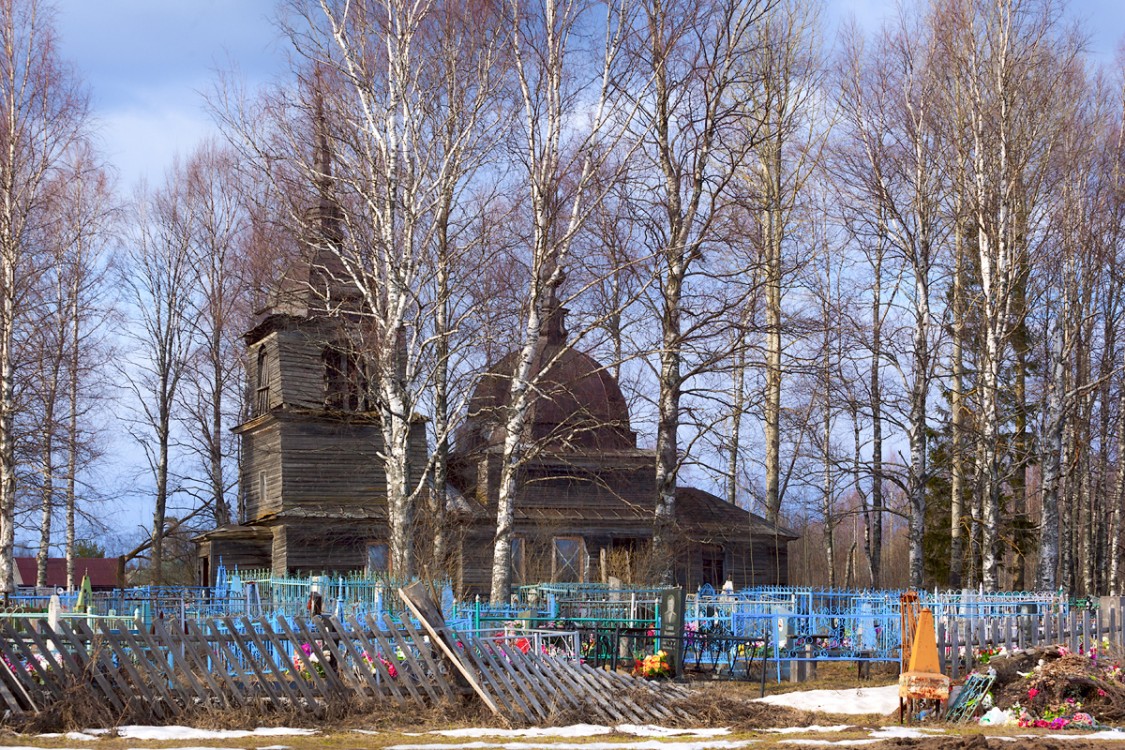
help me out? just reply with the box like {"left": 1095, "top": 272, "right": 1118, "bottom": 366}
{"left": 675, "top": 487, "right": 799, "bottom": 541}
{"left": 460, "top": 310, "right": 635, "bottom": 453}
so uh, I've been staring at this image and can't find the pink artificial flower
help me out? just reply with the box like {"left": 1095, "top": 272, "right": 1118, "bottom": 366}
{"left": 1028, "top": 688, "right": 1039, "bottom": 699}
{"left": 1099, "top": 689, "right": 1108, "bottom": 697}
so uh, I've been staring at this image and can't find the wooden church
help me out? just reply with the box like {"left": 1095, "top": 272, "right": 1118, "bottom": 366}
{"left": 194, "top": 138, "right": 427, "bottom": 586}
{"left": 195, "top": 138, "right": 795, "bottom": 593}
{"left": 446, "top": 305, "right": 796, "bottom": 594}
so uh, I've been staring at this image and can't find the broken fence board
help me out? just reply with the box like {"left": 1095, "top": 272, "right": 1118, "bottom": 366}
{"left": 396, "top": 589, "right": 502, "bottom": 717}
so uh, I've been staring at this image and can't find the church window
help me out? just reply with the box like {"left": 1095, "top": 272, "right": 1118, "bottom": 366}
{"left": 323, "top": 345, "right": 369, "bottom": 411}
{"left": 701, "top": 544, "right": 725, "bottom": 589}
{"left": 367, "top": 543, "right": 389, "bottom": 574}
{"left": 256, "top": 346, "right": 270, "bottom": 415}
{"left": 552, "top": 536, "right": 585, "bottom": 583}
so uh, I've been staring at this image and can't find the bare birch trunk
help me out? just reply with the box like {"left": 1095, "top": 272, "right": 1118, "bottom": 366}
{"left": 907, "top": 273, "right": 928, "bottom": 589}
{"left": 654, "top": 269, "right": 682, "bottom": 583}
{"left": 1110, "top": 387, "right": 1125, "bottom": 593}
{"left": 726, "top": 329, "right": 746, "bottom": 508}
{"left": 66, "top": 280, "right": 78, "bottom": 590}
{"left": 491, "top": 302, "right": 545, "bottom": 602}
{"left": 1036, "top": 317, "right": 1067, "bottom": 590}
{"left": 949, "top": 227, "right": 966, "bottom": 588}
{"left": 822, "top": 370, "right": 835, "bottom": 588}
{"left": 869, "top": 240, "right": 884, "bottom": 588}
{"left": 763, "top": 197, "right": 782, "bottom": 526}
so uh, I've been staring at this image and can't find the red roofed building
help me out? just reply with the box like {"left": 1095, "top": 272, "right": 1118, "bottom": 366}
{"left": 14, "top": 558, "right": 123, "bottom": 590}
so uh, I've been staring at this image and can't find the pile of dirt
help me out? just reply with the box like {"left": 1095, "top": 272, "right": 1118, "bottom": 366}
{"left": 983, "top": 645, "right": 1125, "bottom": 724}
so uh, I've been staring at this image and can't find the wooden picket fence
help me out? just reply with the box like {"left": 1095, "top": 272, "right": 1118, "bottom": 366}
{"left": 936, "top": 601, "right": 1125, "bottom": 680}
{"left": 0, "top": 584, "right": 690, "bottom": 726}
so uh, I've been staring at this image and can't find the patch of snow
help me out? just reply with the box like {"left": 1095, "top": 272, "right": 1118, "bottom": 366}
{"left": 36, "top": 732, "right": 98, "bottom": 741}
{"left": 432, "top": 725, "right": 612, "bottom": 738}
{"left": 388, "top": 740, "right": 756, "bottom": 750}
{"left": 756, "top": 685, "right": 899, "bottom": 716}
{"left": 616, "top": 726, "right": 732, "bottom": 738}
{"left": 780, "top": 741, "right": 879, "bottom": 747}
{"left": 1041, "top": 731, "right": 1125, "bottom": 741}
{"left": 91, "top": 726, "right": 317, "bottom": 741}
{"left": 764, "top": 725, "right": 853, "bottom": 734}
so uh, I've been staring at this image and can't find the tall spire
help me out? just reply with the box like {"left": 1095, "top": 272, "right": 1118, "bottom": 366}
{"left": 312, "top": 69, "right": 342, "bottom": 246}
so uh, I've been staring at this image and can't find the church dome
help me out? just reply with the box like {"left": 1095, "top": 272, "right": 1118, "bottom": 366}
{"left": 461, "top": 311, "right": 635, "bottom": 453}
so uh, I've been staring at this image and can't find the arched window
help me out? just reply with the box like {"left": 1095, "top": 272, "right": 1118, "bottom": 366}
{"left": 255, "top": 346, "right": 270, "bottom": 414}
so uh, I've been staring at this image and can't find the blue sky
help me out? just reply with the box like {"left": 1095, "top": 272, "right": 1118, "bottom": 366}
{"left": 54, "top": 0, "right": 284, "bottom": 189}
{"left": 43, "top": 0, "right": 1125, "bottom": 545}
{"left": 53, "top": 0, "right": 1125, "bottom": 193}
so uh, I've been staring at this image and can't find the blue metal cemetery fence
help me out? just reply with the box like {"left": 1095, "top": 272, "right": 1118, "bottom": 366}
{"left": 0, "top": 564, "right": 464, "bottom": 629}
{"left": 0, "top": 566, "right": 1074, "bottom": 683}
{"left": 475, "top": 583, "right": 1071, "bottom": 680}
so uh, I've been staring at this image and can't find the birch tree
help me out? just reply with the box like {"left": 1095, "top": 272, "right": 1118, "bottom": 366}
{"left": 487, "top": 0, "right": 640, "bottom": 603}
{"left": 746, "top": 0, "right": 824, "bottom": 528}
{"left": 835, "top": 10, "right": 946, "bottom": 587}
{"left": 123, "top": 173, "right": 195, "bottom": 586}
{"left": 55, "top": 146, "right": 114, "bottom": 590}
{"left": 30, "top": 147, "right": 114, "bottom": 587}
{"left": 215, "top": 0, "right": 509, "bottom": 577}
{"left": 0, "top": 0, "right": 88, "bottom": 593}
{"left": 630, "top": 0, "right": 772, "bottom": 581}
{"left": 938, "top": 0, "right": 1078, "bottom": 590}
{"left": 178, "top": 140, "right": 246, "bottom": 528}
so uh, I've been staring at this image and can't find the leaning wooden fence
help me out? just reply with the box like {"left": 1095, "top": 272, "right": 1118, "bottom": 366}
{"left": 0, "top": 585, "right": 689, "bottom": 726}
